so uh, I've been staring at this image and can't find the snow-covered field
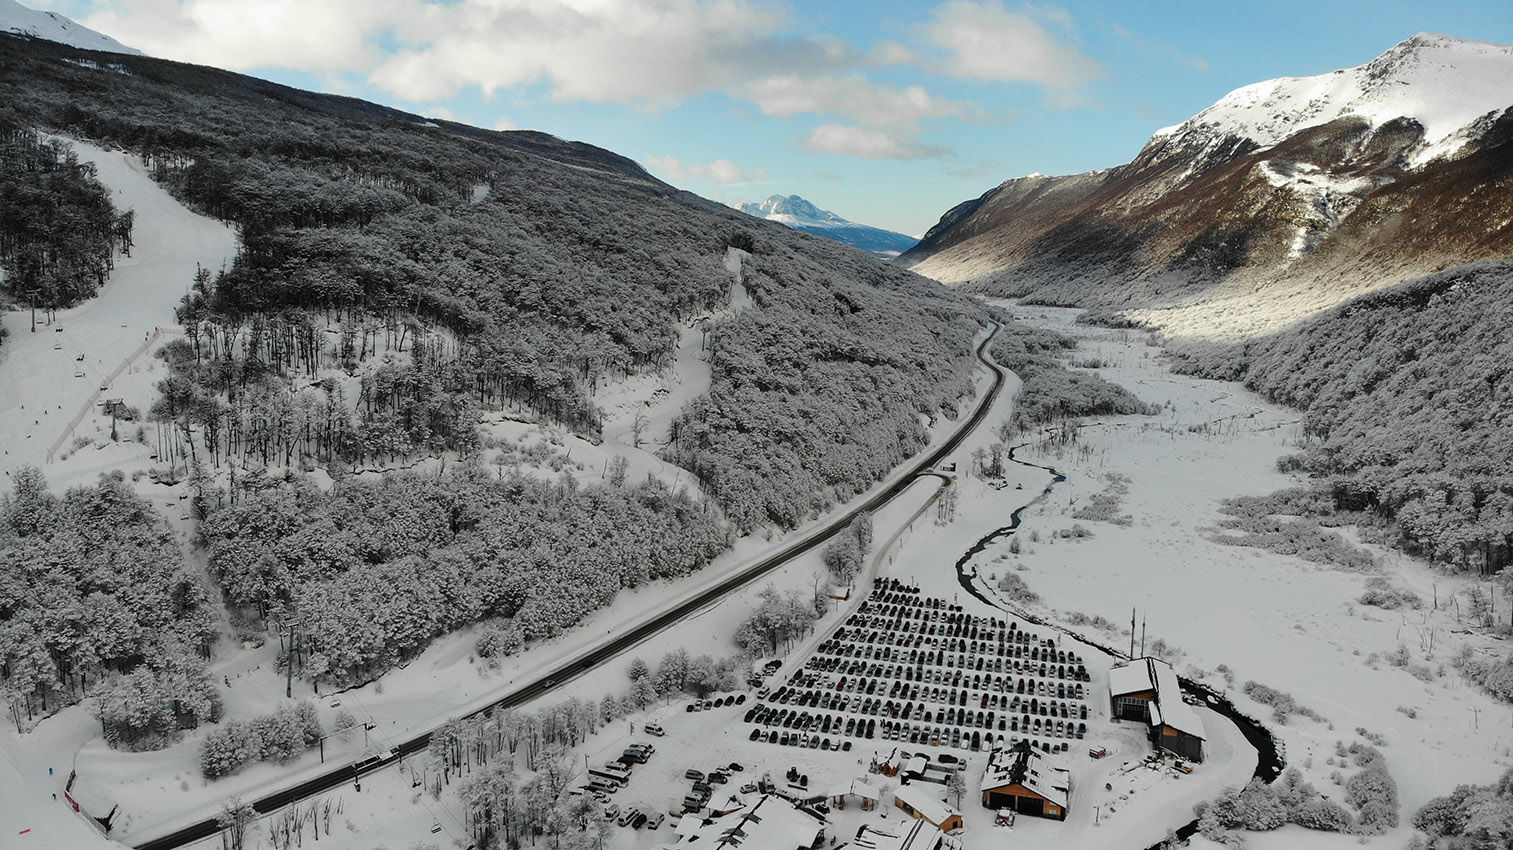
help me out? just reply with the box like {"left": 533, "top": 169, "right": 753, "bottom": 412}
{"left": 964, "top": 304, "right": 1510, "bottom": 848}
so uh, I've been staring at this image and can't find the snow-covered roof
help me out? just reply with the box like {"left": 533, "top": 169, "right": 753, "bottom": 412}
{"left": 901, "top": 755, "right": 929, "bottom": 776}
{"left": 666, "top": 794, "right": 824, "bottom": 849}
{"left": 828, "top": 777, "right": 882, "bottom": 801}
{"left": 1108, "top": 661, "right": 1155, "bottom": 697}
{"left": 859, "top": 820, "right": 965, "bottom": 850}
{"left": 673, "top": 814, "right": 706, "bottom": 838}
{"left": 981, "top": 740, "right": 1070, "bottom": 809}
{"left": 1149, "top": 659, "right": 1205, "bottom": 741}
{"left": 894, "top": 783, "right": 961, "bottom": 827}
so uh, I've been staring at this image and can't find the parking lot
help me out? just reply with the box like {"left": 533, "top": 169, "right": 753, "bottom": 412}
{"left": 743, "top": 579, "right": 1091, "bottom": 757}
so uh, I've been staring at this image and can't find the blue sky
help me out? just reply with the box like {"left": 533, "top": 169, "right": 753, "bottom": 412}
{"left": 40, "top": 0, "right": 1513, "bottom": 236}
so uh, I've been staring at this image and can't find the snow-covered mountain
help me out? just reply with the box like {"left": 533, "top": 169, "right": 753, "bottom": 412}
{"left": 1150, "top": 33, "right": 1512, "bottom": 168}
{"left": 732, "top": 194, "right": 917, "bottom": 258}
{"left": 0, "top": 0, "right": 139, "bottom": 55}
{"left": 902, "top": 33, "right": 1513, "bottom": 339}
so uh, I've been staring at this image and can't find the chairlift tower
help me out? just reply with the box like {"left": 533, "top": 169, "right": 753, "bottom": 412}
{"left": 24, "top": 288, "right": 40, "bottom": 332}
{"left": 103, "top": 398, "right": 125, "bottom": 442}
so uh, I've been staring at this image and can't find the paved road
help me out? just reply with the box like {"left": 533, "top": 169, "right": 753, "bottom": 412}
{"left": 134, "top": 323, "right": 1007, "bottom": 850}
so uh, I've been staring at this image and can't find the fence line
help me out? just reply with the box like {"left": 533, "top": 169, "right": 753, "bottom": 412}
{"left": 47, "top": 328, "right": 163, "bottom": 463}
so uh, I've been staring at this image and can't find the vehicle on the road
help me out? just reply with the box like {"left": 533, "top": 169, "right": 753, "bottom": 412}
{"left": 740, "top": 782, "right": 758, "bottom": 794}
{"left": 1089, "top": 747, "right": 1108, "bottom": 759}
{"left": 685, "top": 769, "right": 705, "bottom": 782}
{"left": 728, "top": 762, "right": 743, "bottom": 772}
{"left": 644, "top": 723, "right": 665, "bottom": 736}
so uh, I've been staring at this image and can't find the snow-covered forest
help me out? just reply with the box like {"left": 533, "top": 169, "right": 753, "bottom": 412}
{"left": 0, "top": 468, "right": 216, "bottom": 733}
{"left": 0, "top": 33, "right": 986, "bottom": 698}
{"left": 989, "top": 316, "right": 1159, "bottom": 433}
{"left": 1169, "top": 259, "right": 1513, "bottom": 575}
{"left": 669, "top": 245, "right": 982, "bottom": 532}
{"left": 201, "top": 468, "right": 727, "bottom": 687}
{"left": 0, "top": 118, "right": 134, "bottom": 311}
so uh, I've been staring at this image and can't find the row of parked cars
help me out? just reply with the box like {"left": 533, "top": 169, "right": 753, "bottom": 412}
{"left": 683, "top": 693, "right": 747, "bottom": 712}
{"left": 681, "top": 762, "right": 745, "bottom": 812}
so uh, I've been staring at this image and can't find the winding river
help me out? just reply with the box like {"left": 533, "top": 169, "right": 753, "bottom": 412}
{"left": 953, "top": 441, "right": 1284, "bottom": 847}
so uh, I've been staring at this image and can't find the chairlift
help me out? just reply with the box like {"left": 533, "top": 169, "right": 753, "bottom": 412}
{"left": 430, "top": 821, "right": 443, "bottom": 834}
{"left": 75, "top": 370, "right": 85, "bottom": 378}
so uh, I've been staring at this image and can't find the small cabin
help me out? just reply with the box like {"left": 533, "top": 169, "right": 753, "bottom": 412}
{"left": 893, "top": 783, "right": 964, "bottom": 834}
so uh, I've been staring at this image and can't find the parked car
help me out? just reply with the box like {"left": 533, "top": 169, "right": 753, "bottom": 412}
{"left": 1089, "top": 747, "right": 1108, "bottom": 759}
{"left": 616, "top": 807, "right": 639, "bottom": 827}
{"left": 648, "top": 813, "right": 666, "bottom": 829}
{"left": 604, "top": 804, "right": 620, "bottom": 822}
{"left": 685, "top": 769, "right": 705, "bottom": 782}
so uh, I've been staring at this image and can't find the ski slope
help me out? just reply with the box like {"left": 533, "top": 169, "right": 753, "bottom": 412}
{"left": 0, "top": 139, "right": 237, "bottom": 491}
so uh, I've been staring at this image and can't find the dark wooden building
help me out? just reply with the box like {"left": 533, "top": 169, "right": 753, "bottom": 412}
{"left": 980, "top": 740, "right": 1070, "bottom": 821}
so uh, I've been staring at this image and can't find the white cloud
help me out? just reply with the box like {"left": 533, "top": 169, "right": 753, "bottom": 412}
{"left": 81, "top": 0, "right": 415, "bottom": 73}
{"left": 368, "top": 0, "right": 852, "bottom": 104}
{"left": 744, "top": 74, "right": 968, "bottom": 126}
{"left": 421, "top": 105, "right": 455, "bottom": 121}
{"left": 491, "top": 117, "right": 518, "bottom": 132}
{"left": 644, "top": 155, "right": 768, "bottom": 185}
{"left": 928, "top": 1, "right": 1102, "bottom": 91}
{"left": 801, "top": 125, "right": 952, "bottom": 160}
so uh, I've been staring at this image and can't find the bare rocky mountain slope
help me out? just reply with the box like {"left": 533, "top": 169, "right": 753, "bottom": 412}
{"left": 903, "top": 33, "right": 1513, "bottom": 340}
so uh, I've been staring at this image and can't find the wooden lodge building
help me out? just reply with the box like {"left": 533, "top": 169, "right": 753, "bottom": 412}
{"left": 980, "top": 739, "right": 1070, "bottom": 821}
{"left": 1108, "top": 656, "right": 1205, "bottom": 762}
{"left": 893, "top": 783, "right": 964, "bottom": 834}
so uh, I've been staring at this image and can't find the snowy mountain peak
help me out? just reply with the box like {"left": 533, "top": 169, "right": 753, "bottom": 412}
{"left": 0, "top": 0, "right": 140, "bottom": 55}
{"left": 740, "top": 194, "right": 843, "bottom": 224}
{"left": 1152, "top": 33, "right": 1513, "bottom": 164}
{"left": 731, "top": 194, "right": 917, "bottom": 258}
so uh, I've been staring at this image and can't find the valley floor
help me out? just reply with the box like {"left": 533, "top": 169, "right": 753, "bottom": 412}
{"left": 978, "top": 304, "right": 1511, "bottom": 849}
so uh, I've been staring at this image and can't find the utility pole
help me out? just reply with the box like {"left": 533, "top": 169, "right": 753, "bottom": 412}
{"left": 1129, "top": 608, "right": 1135, "bottom": 659}
{"left": 25, "top": 288, "right": 39, "bottom": 333}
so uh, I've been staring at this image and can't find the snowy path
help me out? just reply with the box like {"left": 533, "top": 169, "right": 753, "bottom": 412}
{"left": 0, "top": 139, "right": 237, "bottom": 486}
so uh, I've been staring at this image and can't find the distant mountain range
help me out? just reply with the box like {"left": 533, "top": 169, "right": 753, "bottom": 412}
{"left": 902, "top": 33, "right": 1513, "bottom": 339}
{"left": 732, "top": 195, "right": 917, "bottom": 258}
{"left": 0, "top": 0, "right": 138, "bottom": 54}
